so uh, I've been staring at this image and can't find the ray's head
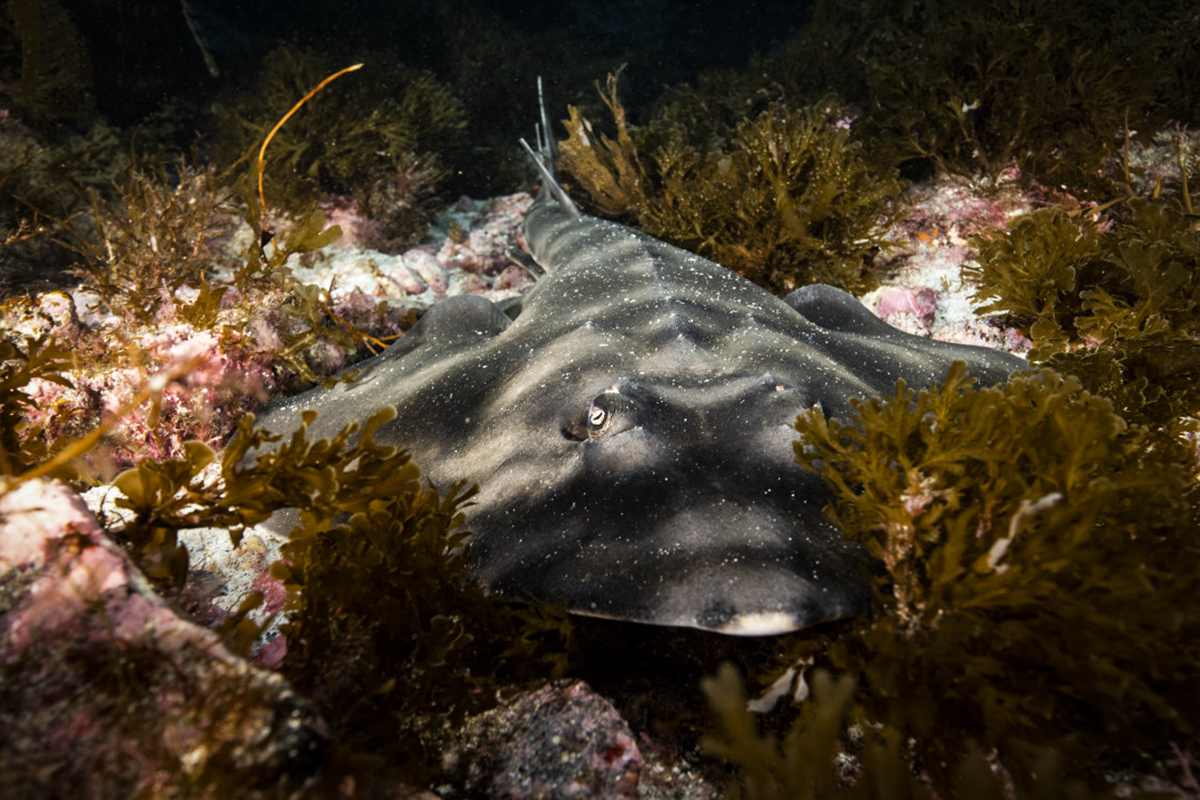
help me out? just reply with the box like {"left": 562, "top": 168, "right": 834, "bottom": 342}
{"left": 457, "top": 356, "right": 875, "bottom": 636}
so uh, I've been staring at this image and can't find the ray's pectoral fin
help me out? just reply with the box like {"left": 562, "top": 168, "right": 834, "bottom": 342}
{"left": 783, "top": 283, "right": 1026, "bottom": 384}
{"left": 783, "top": 283, "right": 900, "bottom": 336}
{"left": 382, "top": 294, "right": 511, "bottom": 361}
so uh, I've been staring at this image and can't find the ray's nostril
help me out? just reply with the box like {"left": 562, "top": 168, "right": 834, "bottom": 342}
{"left": 562, "top": 421, "right": 588, "bottom": 441}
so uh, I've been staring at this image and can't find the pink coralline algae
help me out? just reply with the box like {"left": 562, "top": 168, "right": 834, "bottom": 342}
{"left": 389, "top": 255, "right": 433, "bottom": 294}
{"left": 299, "top": 192, "right": 533, "bottom": 306}
{"left": 0, "top": 478, "right": 331, "bottom": 798}
{"left": 861, "top": 171, "right": 1035, "bottom": 358}
{"left": 889, "top": 169, "right": 1037, "bottom": 246}
{"left": 435, "top": 193, "right": 534, "bottom": 278}
{"left": 875, "top": 286, "right": 939, "bottom": 330}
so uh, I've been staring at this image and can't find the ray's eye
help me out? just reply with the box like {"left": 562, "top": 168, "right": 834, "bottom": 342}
{"left": 561, "top": 393, "right": 617, "bottom": 442}
{"left": 587, "top": 404, "right": 609, "bottom": 434}
{"left": 561, "top": 389, "right": 639, "bottom": 443}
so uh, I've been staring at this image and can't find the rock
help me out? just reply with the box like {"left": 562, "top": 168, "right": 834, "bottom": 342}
{"left": 0, "top": 479, "right": 330, "bottom": 799}
{"left": 405, "top": 251, "right": 450, "bottom": 294}
{"left": 442, "top": 681, "right": 642, "bottom": 799}
{"left": 391, "top": 260, "right": 430, "bottom": 294}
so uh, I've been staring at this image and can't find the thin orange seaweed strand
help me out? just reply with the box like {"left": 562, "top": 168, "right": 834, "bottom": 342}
{"left": 256, "top": 62, "right": 364, "bottom": 220}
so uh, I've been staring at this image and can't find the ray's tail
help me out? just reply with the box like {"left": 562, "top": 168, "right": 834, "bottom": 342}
{"left": 520, "top": 77, "right": 581, "bottom": 217}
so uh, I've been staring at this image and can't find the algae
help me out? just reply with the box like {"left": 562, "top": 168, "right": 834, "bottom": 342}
{"left": 965, "top": 197, "right": 1200, "bottom": 432}
{"left": 702, "top": 663, "right": 1095, "bottom": 799}
{"left": 62, "top": 161, "right": 237, "bottom": 324}
{"left": 774, "top": 361, "right": 1199, "bottom": 794}
{"left": 777, "top": 0, "right": 1188, "bottom": 195}
{"left": 1, "top": 0, "right": 93, "bottom": 124}
{"left": 110, "top": 403, "right": 573, "bottom": 771}
{"left": 557, "top": 73, "right": 904, "bottom": 295}
{"left": 214, "top": 44, "right": 465, "bottom": 246}
{"left": 638, "top": 100, "right": 903, "bottom": 295}
{"left": 0, "top": 333, "right": 76, "bottom": 482}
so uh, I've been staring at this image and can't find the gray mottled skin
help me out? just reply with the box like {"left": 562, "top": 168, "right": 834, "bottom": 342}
{"left": 251, "top": 138, "right": 1025, "bottom": 635}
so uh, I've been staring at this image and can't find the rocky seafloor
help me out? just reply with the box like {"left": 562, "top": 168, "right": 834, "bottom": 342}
{"left": 19, "top": 153, "right": 1200, "bottom": 796}
{"left": 0, "top": 168, "right": 1037, "bottom": 797}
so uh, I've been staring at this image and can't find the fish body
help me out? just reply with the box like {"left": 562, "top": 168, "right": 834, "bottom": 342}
{"left": 252, "top": 116, "right": 1024, "bottom": 635}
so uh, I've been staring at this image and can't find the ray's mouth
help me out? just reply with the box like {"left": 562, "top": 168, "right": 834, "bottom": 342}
{"left": 471, "top": 481, "right": 872, "bottom": 635}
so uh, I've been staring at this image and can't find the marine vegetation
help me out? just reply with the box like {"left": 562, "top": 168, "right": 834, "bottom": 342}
{"left": 1, "top": 0, "right": 94, "bottom": 125}
{"left": 701, "top": 663, "right": 1115, "bottom": 800}
{"left": 0, "top": 119, "right": 130, "bottom": 291}
{"left": 36, "top": 149, "right": 387, "bottom": 430}
{"left": 769, "top": 0, "right": 1194, "bottom": 195}
{"left": 965, "top": 194, "right": 1200, "bottom": 433}
{"left": 557, "top": 73, "right": 904, "bottom": 295}
{"left": 0, "top": 564, "right": 334, "bottom": 800}
{"left": 2, "top": 58, "right": 433, "bottom": 478}
{"left": 860, "top": 0, "right": 1169, "bottom": 191}
{"left": 0, "top": 328, "right": 230, "bottom": 499}
{"left": 1, "top": 322, "right": 573, "bottom": 784}
{"left": 716, "top": 361, "right": 1200, "bottom": 797}
{"left": 62, "top": 161, "right": 238, "bottom": 324}
{"left": 639, "top": 0, "right": 1196, "bottom": 198}
{"left": 102, "top": 403, "right": 573, "bottom": 772}
{"left": 265, "top": 419, "right": 574, "bottom": 758}
{"left": 0, "top": 333, "right": 77, "bottom": 482}
{"left": 214, "top": 45, "right": 466, "bottom": 249}
{"left": 1, "top": 44, "right": 430, "bottom": 484}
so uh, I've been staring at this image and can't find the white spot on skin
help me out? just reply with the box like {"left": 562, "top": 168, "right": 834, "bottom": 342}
{"left": 719, "top": 611, "right": 797, "bottom": 636}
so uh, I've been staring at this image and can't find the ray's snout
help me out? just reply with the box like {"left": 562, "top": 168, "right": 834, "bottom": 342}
{"left": 468, "top": 371, "right": 871, "bottom": 634}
